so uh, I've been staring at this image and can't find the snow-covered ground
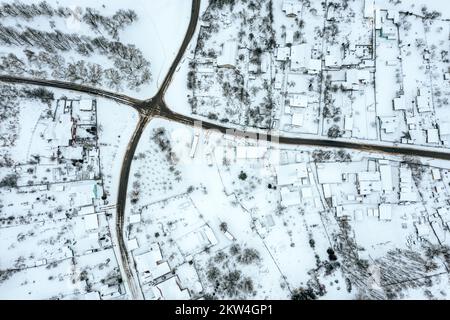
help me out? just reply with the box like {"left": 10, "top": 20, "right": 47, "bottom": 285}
{"left": 122, "top": 117, "right": 450, "bottom": 299}
{"left": 1, "top": 0, "right": 191, "bottom": 99}
{"left": 0, "top": 86, "right": 139, "bottom": 299}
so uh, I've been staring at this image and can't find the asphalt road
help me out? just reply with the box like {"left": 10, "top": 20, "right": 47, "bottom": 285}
{"left": 2, "top": 0, "right": 450, "bottom": 299}
{"left": 156, "top": 107, "right": 450, "bottom": 161}
{"left": 0, "top": 75, "right": 141, "bottom": 108}
{"left": 113, "top": 0, "right": 202, "bottom": 299}
{"left": 115, "top": 115, "right": 149, "bottom": 299}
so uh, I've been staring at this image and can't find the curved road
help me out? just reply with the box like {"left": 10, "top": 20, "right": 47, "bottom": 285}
{"left": 2, "top": 0, "right": 450, "bottom": 299}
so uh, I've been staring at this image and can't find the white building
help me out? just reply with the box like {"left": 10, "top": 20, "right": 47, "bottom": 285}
{"left": 290, "top": 44, "right": 310, "bottom": 71}
{"left": 276, "top": 163, "right": 308, "bottom": 186}
{"left": 393, "top": 95, "right": 406, "bottom": 111}
{"left": 380, "top": 116, "right": 398, "bottom": 133}
{"left": 317, "top": 163, "right": 343, "bottom": 184}
{"left": 276, "top": 47, "right": 291, "bottom": 61}
{"left": 364, "top": 0, "right": 374, "bottom": 19}
{"left": 134, "top": 243, "right": 171, "bottom": 279}
{"left": 129, "top": 213, "right": 141, "bottom": 224}
{"left": 155, "top": 276, "right": 190, "bottom": 300}
{"left": 432, "top": 169, "right": 441, "bottom": 181}
{"left": 308, "top": 59, "right": 322, "bottom": 74}
{"left": 399, "top": 166, "right": 418, "bottom": 202}
{"left": 416, "top": 93, "right": 432, "bottom": 113}
{"left": 427, "top": 129, "right": 439, "bottom": 144}
{"left": 387, "top": 9, "right": 400, "bottom": 24}
{"left": 217, "top": 40, "right": 238, "bottom": 68}
{"left": 379, "top": 161, "right": 394, "bottom": 193}
{"left": 128, "top": 238, "right": 139, "bottom": 251}
{"left": 79, "top": 99, "right": 93, "bottom": 111}
{"left": 84, "top": 214, "right": 99, "bottom": 231}
{"left": 285, "top": 30, "right": 294, "bottom": 45}
{"left": 291, "top": 113, "right": 304, "bottom": 127}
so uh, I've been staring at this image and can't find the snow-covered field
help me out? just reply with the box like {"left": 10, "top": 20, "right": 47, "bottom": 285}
{"left": 0, "top": 0, "right": 191, "bottom": 99}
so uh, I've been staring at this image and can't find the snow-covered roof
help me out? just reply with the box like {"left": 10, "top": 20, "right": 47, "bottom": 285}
{"left": 79, "top": 99, "right": 93, "bottom": 111}
{"left": 387, "top": 9, "right": 400, "bottom": 24}
{"left": 308, "top": 59, "right": 322, "bottom": 74}
{"left": 128, "top": 238, "right": 139, "bottom": 251}
{"left": 364, "top": 0, "right": 374, "bottom": 19}
{"left": 323, "top": 184, "right": 332, "bottom": 198}
{"left": 276, "top": 163, "right": 308, "bottom": 186}
{"left": 217, "top": 40, "right": 238, "bottom": 68}
{"left": 432, "top": 169, "right": 442, "bottom": 181}
{"left": 325, "top": 47, "right": 341, "bottom": 68}
{"left": 274, "top": 73, "right": 284, "bottom": 89}
{"left": 427, "top": 129, "right": 439, "bottom": 144}
{"left": 78, "top": 205, "right": 95, "bottom": 216}
{"left": 359, "top": 181, "right": 382, "bottom": 195}
{"left": 379, "top": 163, "right": 393, "bottom": 193}
{"left": 290, "top": 44, "right": 310, "bottom": 71}
{"left": 291, "top": 113, "right": 304, "bottom": 127}
{"left": 276, "top": 47, "right": 291, "bottom": 61}
{"left": 393, "top": 95, "right": 406, "bottom": 110}
{"left": 84, "top": 214, "right": 99, "bottom": 231}
{"left": 129, "top": 214, "right": 141, "bottom": 224}
{"left": 358, "top": 171, "right": 381, "bottom": 182}
{"left": 155, "top": 276, "right": 190, "bottom": 300}
{"left": 134, "top": 243, "right": 171, "bottom": 279}
{"left": 416, "top": 94, "right": 432, "bottom": 113}
{"left": 380, "top": 116, "right": 398, "bottom": 133}
{"left": 317, "top": 163, "right": 342, "bottom": 184}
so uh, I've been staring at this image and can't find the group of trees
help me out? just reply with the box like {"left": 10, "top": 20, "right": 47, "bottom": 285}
{"left": 0, "top": 24, "right": 151, "bottom": 90}
{"left": 312, "top": 149, "right": 351, "bottom": 162}
{"left": 0, "top": 84, "right": 54, "bottom": 149}
{"left": 0, "top": 1, "right": 56, "bottom": 19}
{"left": 0, "top": 174, "right": 18, "bottom": 188}
{"left": 0, "top": 2, "right": 150, "bottom": 91}
{"left": 151, "top": 127, "right": 181, "bottom": 180}
{"left": 210, "top": 0, "right": 236, "bottom": 10}
{"left": 83, "top": 8, "right": 137, "bottom": 40}
{"left": 204, "top": 244, "right": 260, "bottom": 298}
{"left": 0, "top": 1, "right": 138, "bottom": 40}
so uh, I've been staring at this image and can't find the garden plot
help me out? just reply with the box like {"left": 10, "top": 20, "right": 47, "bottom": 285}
{"left": 184, "top": 0, "right": 276, "bottom": 128}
